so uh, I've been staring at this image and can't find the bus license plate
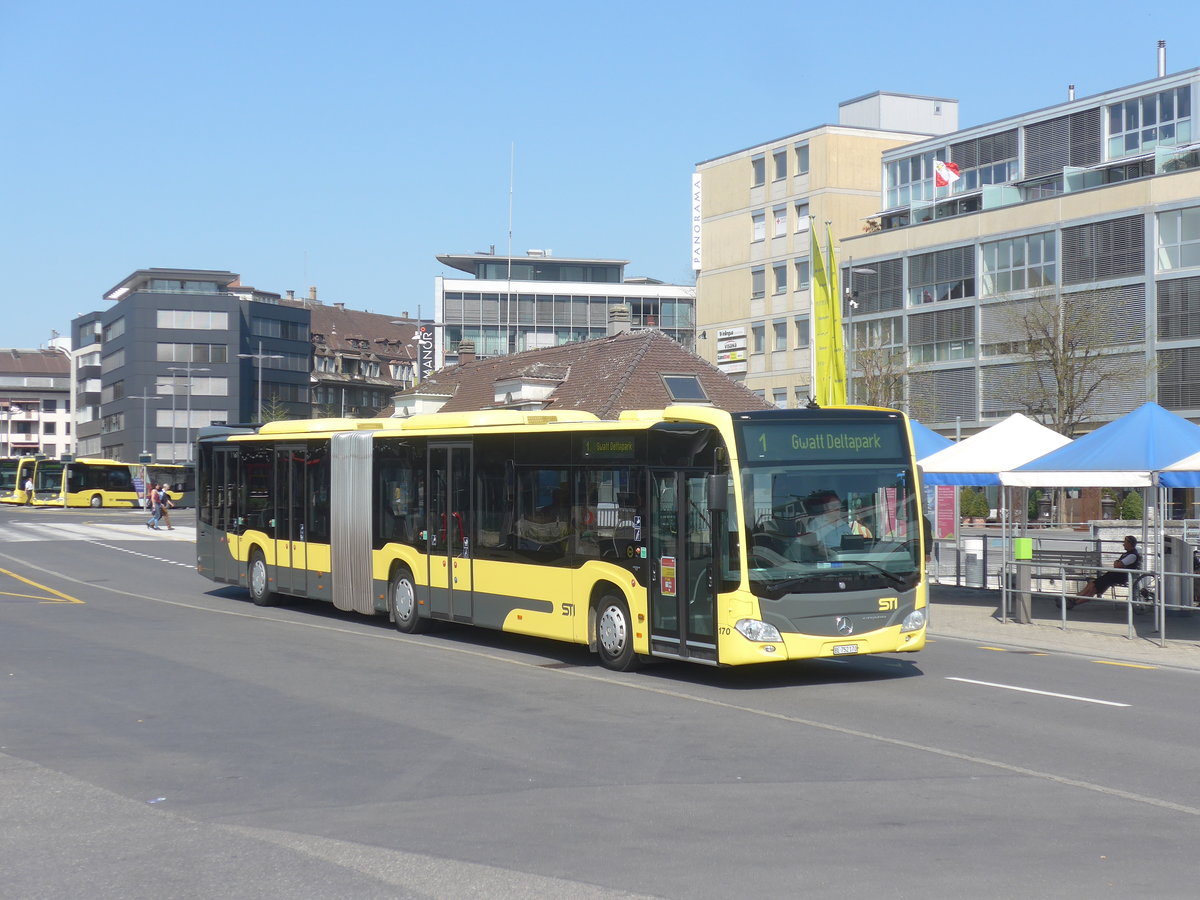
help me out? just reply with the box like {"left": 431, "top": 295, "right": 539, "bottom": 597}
{"left": 832, "top": 644, "right": 859, "bottom": 655}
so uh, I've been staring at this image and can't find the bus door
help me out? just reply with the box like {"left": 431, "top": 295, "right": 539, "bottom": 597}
{"left": 648, "top": 470, "right": 717, "bottom": 663}
{"left": 427, "top": 443, "right": 473, "bottom": 622}
{"left": 273, "top": 444, "right": 309, "bottom": 596}
{"left": 208, "top": 445, "right": 241, "bottom": 584}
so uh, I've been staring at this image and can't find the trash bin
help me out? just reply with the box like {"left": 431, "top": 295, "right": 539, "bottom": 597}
{"left": 963, "top": 537, "right": 984, "bottom": 587}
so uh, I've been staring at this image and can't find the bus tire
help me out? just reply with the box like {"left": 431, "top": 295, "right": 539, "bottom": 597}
{"left": 388, "top": 566, "right": 425, "bottom": 634}
{"left": 596, "top": 592, "right": 638, "bottom": 672}
{"left": 248, "top": 550, "right": 277, "bottom": 607}
{"left": 90, "top": 494, "right": 103, "bottom": 508}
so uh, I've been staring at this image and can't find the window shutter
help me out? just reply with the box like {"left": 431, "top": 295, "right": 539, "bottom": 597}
{"left": 1158, "top": 276, "right": 1200, "bottom": 339}
{"left": 1158, "top": 347, "right": 1200, "bottom": 409}
{"left": 1069, "top": 108, "right": 1102, "bottom": 167}
{"left": 909, "top": 307, "right": 975, "bottom": 344}
{"left": 1062, "top": 215, "right": 1145, "bottom": 284}
{"left": 910, "top": 368, "right": 978, "bottom": 422}
{"left": 1065, "top": 284, "right": 1145, "bottom": 345}
{"left": 1024, "top": 115, "right": 1071, "bottom": 178}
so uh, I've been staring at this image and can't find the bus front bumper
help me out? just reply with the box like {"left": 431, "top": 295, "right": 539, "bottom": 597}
{"left": 717, "top": 620, "right": 926, "bottom": 666}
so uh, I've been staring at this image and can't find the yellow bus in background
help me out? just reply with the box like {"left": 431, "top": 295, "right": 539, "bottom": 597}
{"left": 1, "top": 456, "right": 42, "bottom": 505}
{"left": 31, "top": 457, "right": 141, "bottom": 508}
{"left": 196, "top": 406, "right": 927, "bottom": 671}
{"left": 0, "top": 457, "right": 24, "bottom": 502}
{"left": 139, "top": 463, "right": 196, "bottom": 508}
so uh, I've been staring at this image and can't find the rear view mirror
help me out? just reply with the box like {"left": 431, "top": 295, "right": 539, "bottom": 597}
{"left": 707, "top": 474, "right": 727, "bottom": 512}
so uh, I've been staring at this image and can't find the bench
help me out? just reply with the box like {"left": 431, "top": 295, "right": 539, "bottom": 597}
{"left": 1029, "top": 547, "right": 1101, "bottom": 594}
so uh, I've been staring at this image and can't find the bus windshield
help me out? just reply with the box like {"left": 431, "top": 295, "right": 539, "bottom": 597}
{"left": 0, "top": 459, "right": 17, "bottom": 492}
{"left": 736, "top": 415, "right": 921, "bottom": 597}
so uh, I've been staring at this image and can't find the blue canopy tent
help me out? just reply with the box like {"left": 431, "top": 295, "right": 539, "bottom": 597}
{"left": 911, "top": 419, "right": 953, "bottom": 461}
{"left": 1159, "top": 449, "right": 1200, "bottom": 487}
{"left": 1000, "top": 402, "right": 1200, "bottom": 637}
{"left": 1002, "top": 402, "right": 1200, "bottom": 488}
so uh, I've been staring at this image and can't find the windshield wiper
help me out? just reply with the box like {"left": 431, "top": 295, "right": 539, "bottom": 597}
{"left": 834, "top": 559, "right": 911, "bottom": 588}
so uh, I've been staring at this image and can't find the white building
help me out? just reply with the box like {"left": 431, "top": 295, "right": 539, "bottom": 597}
{"left": 0, "top": 347, "right": 73, "bottom": 458}
{"left": 434, "top": 252, "right": 696, "bottom": 367}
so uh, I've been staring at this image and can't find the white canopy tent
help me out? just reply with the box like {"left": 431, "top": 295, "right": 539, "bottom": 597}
{"left": 921, "top": 413, "right": 1071, "bottom": 486}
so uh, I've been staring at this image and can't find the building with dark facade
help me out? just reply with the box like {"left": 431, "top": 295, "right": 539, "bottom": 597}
{"left": 73, "top": 269, "right": 312, "bottom": 462}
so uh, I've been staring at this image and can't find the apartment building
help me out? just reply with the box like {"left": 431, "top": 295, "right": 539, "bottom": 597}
{"left": 841, "top": 57, "right": 1200, "bottom": 434}
{"left": 434, "top": 252, "right": 696, "bottom": 367}
{"left": 693, "top": 92, "right": 957, "bottom": 407}
{"left": 280, "top": 291, "right": 417, "bottom": 416}
{"left": 0, "top": 349, "right": 72, "bottom": 458}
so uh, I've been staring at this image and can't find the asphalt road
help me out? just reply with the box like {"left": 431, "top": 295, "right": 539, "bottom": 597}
{"left": 2, "top": 505, "right": 1199, "bottom": 898}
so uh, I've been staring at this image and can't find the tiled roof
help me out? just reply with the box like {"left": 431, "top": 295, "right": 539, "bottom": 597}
{"left": 405, "top": 331, "right": 772, "bottom": 417}
{"left": 0, "top": 349, "right": 70, "bottom": 377}
{"left": 280, "top": 299, "right": 417, "bottom": 362}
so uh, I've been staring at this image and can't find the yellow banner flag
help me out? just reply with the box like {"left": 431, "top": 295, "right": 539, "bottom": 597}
{"left": 826, "top": 225, "right": 846, "bottom": 405}
{"left": 811, "top": 221, "right": 846, "bottom": 406}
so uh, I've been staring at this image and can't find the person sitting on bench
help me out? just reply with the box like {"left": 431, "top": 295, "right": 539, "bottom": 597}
{"left": 1071, "top": 535, "right": 1140, "bottom": 608}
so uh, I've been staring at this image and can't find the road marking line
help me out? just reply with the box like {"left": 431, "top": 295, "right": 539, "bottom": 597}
{"left": 1093, "top": 660, "right": 1157, "bottom": 670}
{"left": 0, "top": 566, "right": 83, "bottom": 604}
{"left": 6, "top": 545, "right": 1198, "bottom": 819}
{"left": 946, "top": 676, "right": 1129, "bottom": 707}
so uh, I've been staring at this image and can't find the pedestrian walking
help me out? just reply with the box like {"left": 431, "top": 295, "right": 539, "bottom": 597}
{"left": 158, "top": 483, "right": 175, "bottom": 530}
{"left": 146, "top": 482, "right": 162, "bottom": 530}
{"left": 24, "top": 475, "right": 34, "bottom": 505}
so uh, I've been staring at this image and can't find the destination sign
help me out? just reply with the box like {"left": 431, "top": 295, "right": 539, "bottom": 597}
{"left": 582, "top": 437, "right": 636, "bottom": 459}
{"left": 740, "top": 422, "right": 905, "bottom": 461}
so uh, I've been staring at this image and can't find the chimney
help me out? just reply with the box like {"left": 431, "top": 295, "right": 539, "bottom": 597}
{"left": 286, "top": 290, "right": 295, "bottom": 300}
{"left": 457, "top": 340, "right": 476, "bottom": 364}
{"left": 1158, "top": 39, "right": 1166, "bottom": 77}
{"left": 1067, "top": 84, "right": 1075, "bottom": 101}
{"left": 308, "top": 285, "right": 317, "bottom": 302}
{"left": 608, "top": 303, "right": 632, "bottom": 336}
{"left": 334, "top": 302, "right": 344, "bottom": 310}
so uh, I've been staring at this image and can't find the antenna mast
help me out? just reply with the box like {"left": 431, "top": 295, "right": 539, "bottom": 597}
{"left": 507, "top": 143, "right": 515, "bottom": 352}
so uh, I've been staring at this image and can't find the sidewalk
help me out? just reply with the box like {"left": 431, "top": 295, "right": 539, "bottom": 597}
{"left": 928, "top": 583, "right": 1200, "bottom": 671}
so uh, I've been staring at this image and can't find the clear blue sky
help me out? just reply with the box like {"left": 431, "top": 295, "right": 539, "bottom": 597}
{"left": 2, "top": 1, "right": 1197, "bottom": 349}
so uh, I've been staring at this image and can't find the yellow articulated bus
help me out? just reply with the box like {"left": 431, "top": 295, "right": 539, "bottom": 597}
{"left": 196, "top": 406, "right": 927, "bottom": 671}
{"left": 20, "top": 457, "right": 142, "bottom": 508}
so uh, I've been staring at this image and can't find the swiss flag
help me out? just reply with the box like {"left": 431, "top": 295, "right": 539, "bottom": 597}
{"left": 934, "top": 160, "right": 961, "bottom": 187}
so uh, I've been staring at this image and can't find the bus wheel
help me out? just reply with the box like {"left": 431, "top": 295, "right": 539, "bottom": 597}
{"left": 90, "top": 494, "right": 103, "bottom": 508}
{"left": 596, "top": 593, "right": 638, "bottom": 672}
{"left": 248, "top": 550, "right": 276, "bottom": 607}
{"left": 388, "top": 567, "right": 425, "bottom": 634}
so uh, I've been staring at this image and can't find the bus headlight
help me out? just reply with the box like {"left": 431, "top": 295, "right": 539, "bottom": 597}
{"left": 735, "top": 619, "right": 783, "bottom": 642}
{"left": 900, "top": 609, "right": 926, "bottom": 633}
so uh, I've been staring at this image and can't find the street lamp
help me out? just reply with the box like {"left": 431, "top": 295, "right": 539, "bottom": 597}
{"left": 127, "top": 392, "right": 162, "bottom": 460}
{"left": 46, "top": 337, "right": 76, "bottom": 458}
{"left": 1, "top": 402, "right": 11, "bottom": 457}
{"left": 167, "top": 362, "right": 210, "bottom": 462}
{"left": 236, "top": 341, "right": 284, "bottom": 423}
{"left": 844, "top": 260, "right": 877, "bottom": 405}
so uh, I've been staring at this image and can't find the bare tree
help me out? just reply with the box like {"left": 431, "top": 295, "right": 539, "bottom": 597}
{"left": 987, "top": 287, "right": 1145, "bottom": 437}
{"left": 849, "top": 317, "right": 905, "bottom": 409}
{"left": 854, "top": 342, "right": 906, "bottom": 409}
